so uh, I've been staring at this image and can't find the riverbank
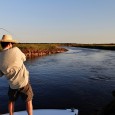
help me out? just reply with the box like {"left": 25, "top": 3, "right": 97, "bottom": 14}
{"left": 1, "top": 43, "right": 115, "bottom": 58}
{"left": 16, "top": 43, "right": 68, "bottom": 58}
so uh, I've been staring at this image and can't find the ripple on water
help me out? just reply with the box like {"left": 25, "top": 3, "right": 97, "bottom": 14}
{"left": 88, "top": 75, "right": 112, "bottom": 81}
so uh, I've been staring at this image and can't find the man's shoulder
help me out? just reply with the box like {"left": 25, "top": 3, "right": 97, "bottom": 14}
{"left": 12, "top": 47, "right": 24, "bottom": 56}
{"left": 12, "top": 47, "right": 21, "bottom": 51}
{"left": 12, "top": 47, "right": 19, "bottom": 50}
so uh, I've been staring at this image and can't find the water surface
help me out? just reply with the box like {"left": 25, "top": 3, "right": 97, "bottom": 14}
{"left": 0, "top": 47, "right": 115, "bottom": 115}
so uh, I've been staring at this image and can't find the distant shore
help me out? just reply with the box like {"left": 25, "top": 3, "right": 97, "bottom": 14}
{"left": 62, "top": 43, "right": 115, "bottom": 50}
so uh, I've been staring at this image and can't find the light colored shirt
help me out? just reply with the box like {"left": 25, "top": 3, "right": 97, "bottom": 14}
{"left": 0, "top": 47, "right": 29, "bottom": 89}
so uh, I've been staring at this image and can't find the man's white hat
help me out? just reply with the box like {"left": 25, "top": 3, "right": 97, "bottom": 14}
{"left": 0, "top": 35, "right": 18, "bottom": 43}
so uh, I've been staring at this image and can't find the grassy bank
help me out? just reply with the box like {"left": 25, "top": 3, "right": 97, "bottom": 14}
{"left": 15, "top": 43, "right": 59, "bottom": 50}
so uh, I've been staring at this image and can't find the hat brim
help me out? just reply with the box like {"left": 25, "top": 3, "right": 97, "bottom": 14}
{"left": 0, "top": 40, "right": 18, "bottom": 43}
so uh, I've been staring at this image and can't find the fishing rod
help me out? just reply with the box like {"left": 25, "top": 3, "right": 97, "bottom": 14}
{"left": 0, "top": 28, "right": 13, "bottom": 35}
{"left": 0, "top": 28, "right": 19, "bottom": 40}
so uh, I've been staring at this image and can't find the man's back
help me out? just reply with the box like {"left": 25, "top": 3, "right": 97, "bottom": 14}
{"left": 0, "top": 47, "right": 29, "bottom": 89}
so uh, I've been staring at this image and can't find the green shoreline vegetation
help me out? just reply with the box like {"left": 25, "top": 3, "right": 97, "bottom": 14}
{"left": 16, "top": 43, "right": 59, "bottom": 51}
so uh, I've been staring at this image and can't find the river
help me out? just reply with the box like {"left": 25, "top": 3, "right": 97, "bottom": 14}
{"left": 0, "top": 47, "right": 115, "bottom": 115}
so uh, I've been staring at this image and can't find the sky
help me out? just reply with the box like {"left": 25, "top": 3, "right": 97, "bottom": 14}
{"left": 0, "top": 0, "right": 115, "bottom": 43}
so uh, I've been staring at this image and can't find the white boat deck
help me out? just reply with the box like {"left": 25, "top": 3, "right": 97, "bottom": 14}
{"left": 3, "top": 109, "right": 78, "bottom": 115}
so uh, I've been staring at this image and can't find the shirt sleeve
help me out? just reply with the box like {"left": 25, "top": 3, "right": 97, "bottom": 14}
{"left": 0, "top": 70, "right": 4, "bottom": 77}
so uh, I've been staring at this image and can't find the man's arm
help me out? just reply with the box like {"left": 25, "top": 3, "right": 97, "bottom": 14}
{"left": 0, "top": 70, "right": 4, "bottom": 77}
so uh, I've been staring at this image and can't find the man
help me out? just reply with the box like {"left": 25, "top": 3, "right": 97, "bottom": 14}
{"left": 0, "top": 35, "right": 33, "bottom": 115}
